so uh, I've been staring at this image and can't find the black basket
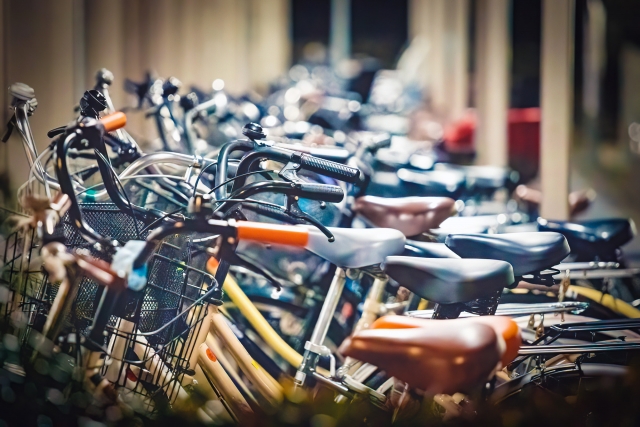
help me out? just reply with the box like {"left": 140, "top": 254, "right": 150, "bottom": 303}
{"left": 100, "top": 241, "right": 215, "bottom": 411}
{"left": 55, "top": 203, "right": 158, "bottom": 336}
{"left": 0, "top": 226, "right": 49, "bottom": 330}
{"left": 3, "top": 203, "right": 213, "bottom": 410}
{"left": 61, "top": 204, "right": 213, "bottom": 410}
{"left": 61, "top": 202, "right": 156, "bottom": 247}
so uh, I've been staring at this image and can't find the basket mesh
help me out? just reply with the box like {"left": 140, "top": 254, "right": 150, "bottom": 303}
{"left": 2, "top": 203, "right": 212, "bottom": 410}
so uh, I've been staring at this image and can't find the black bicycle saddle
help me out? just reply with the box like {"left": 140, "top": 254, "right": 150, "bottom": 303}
{"left": 383, "top": 257, "right": 514, "bottom": 304}
{"left": 397, "top": 168, "right": 466, "bottom": 198}
{"left": 538, "top": 218, "right": 635, "bottom": 258}
{"left": 445, "top": 232, "right": 570, "bottom": 276}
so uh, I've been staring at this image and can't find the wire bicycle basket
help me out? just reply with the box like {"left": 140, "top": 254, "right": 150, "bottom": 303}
{"left": 58, "top": 203, "right": 214, "bottom": 411}
{"left": 0, "top": 224, "right": 48, "bottom": 332}
{"left": 101, "top": 239, "right": 218, "bottom": 413}
{"left": 2, "top": 201, "right": 216, "bottom": 412}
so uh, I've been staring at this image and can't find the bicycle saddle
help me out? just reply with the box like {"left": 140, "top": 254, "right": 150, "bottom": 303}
{"left": 403, "top": 241, "right": 459, "bottom": 258}
{"left": 305, "top": 227, "right": 406, "bottom": 268}
{"left": 538, "top": 218, "right": 635, "bottom": 257}
{"left": 434, "top": 215, "right": 499, "bottom": 236}
{"left": 353, "top": 196, "right": 455, "bottom": 237}
{"left": 515, "top": 185, "right": 596, "bottom": 217}
{"left": 339, "top": 319, "right": 501, "bottom": 394}
{"left": 445, "top": 232, "right": 570, "bottom": 276}
{"left": 370, "top": 315, "right": 521, "bottom": 368}
{"left": 434, "top": 163, "right": 516, "bottom": 192}
{"left": 397, "top": 168, "right": 466, "bottom": 198}
{"left": 383, "top": 257, "right": 514, "bottom": 304}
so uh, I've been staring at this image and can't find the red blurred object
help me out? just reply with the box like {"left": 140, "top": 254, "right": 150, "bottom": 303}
{"left": 443, "top": 112, "right": 476, "bottom": 153}
{"left": 508, "top": 108, "right": 540, "bottom": 181}
{"left": 444, "top": 108, "right": 541, "bottom": 181}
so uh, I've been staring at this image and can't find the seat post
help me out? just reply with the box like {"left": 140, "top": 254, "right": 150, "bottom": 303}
{"left": 353, "top": 274, "right": 388, "bottom": 334}
{"left": 295, "top": 267, "right": 348, "bottom": 386}
{"left": 431, "top": 303, "right": 464, "bottom": 319}
{"left": 432, "top": 289, "right": 503, "bottom": 319}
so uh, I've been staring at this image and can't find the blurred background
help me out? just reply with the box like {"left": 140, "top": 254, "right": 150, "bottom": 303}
{"left": 1, "top": 0, "right": 640, "bottom": 253}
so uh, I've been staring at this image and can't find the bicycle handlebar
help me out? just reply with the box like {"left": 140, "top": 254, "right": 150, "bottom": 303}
{"left": 298, "top": 152, "right": 359, "bottom": 182}
{"left": 242, "top": 203, "right": 308, "bottom": 225}
{"left": 215, "top": 180, "right": 344, "bottom": 215}
{"left": 229, "top": 144, "right": 360, "bottom": 194}
{"left": 214, "top": 140, "right": 255, "bottom": 199}
{"left": 135, "top": 218, "right": 311, "bottom": 269}
{"left": 297, "top": 182, "right": 344, "bottom": 203}
{"left": 273, "top": 142, "right": 351, "bottom": 163}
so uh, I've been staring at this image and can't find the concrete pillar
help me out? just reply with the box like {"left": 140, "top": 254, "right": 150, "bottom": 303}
{"left": 446, "top": 0, "right": 470, "bottom": 120}
{"left": 427, "top": 0, "right": 447, "bottom": 116}
{"left": 540, "top": 0, "right": 575, "bottom": 219}
{"left": 137, "top": 0, "right": 183, "bottom": 79}
{"left": 72, "top": 0, "right": 85, "bottom": 102}
{"left": 0, "top": 0, "right": 292, "bottom": 197}
{"left": 173, "top": 0, "right": 250, "bottom": 94}
{"left": 248, "top": 0, "right": 291, "bottom": 94}
{"left": 2, "top": 0, "right": 79, "bottom": 195}
{"left": 407, "top": 0, "right": 432, "bottom": 90}
{"left": 330, "top": 0, "right": 351, "bottom": 66}
{"left": 474, "top": 0, "right": 510, "bottom": 167}
{"left": 582, "top": 0, "right": 605, "bottom": 121}
{"left": 0, "top": 0, "right": 7, "bottom": 204}
{"left": 407, "top": 0, "right": 446, "bottom": 113}
{"left": 408, "top": 0, "right": 429, "bottom": 40}
{"left": 84, "top": 0, "right": 127, "bottom": 107}
{"left": 408, "top": 0, "right": 469, "bottom": 120}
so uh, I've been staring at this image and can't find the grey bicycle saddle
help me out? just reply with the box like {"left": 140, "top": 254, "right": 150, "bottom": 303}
{"left": 383, "top": 257, "right": 514, "bottom": 304}
{"left": 445, "top": 232, "right": 570, "bottom": 276}
{"left": 305, "top": 227, "right": 406, "bottom": 269}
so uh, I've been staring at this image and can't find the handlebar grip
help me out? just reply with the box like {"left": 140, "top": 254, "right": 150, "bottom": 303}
{"left": 299, "top": 153, "right": 360, "bottom": 184}
{"left": 297, "top": 183, "right": 344, "bottom": 203}
{"left": 100, "top": 112, "right": 127, "bottom": 132}
{"left": 236, "top": 221, "right": 309, "bottom": 247}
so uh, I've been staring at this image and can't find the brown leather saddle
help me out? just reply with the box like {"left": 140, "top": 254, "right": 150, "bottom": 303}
{"left": 339, "top": 316, "right": 520, "bottom": 395}
{"left": 353, "top": 196, "right": 456, "bottom": 237}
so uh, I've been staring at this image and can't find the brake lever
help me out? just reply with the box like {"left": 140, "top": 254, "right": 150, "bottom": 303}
{"left": 278, "top": 160, "right": 302, "bottom": 183}
{"left": 285, "top": 195, "right": 335, "bottom": 242}
{"left": 278, "top": 161, "right": 339, "bottom": 206}
{"left": 47, "top": 126, "right": 66, "bottom": 139}
{"left": 279, "top": 161, "right": 335, "bottom": 241}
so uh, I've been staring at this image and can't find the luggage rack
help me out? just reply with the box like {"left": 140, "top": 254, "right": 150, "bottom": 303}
{"left": 508, "top": 318, "right": 640, "bottom": 370}
{"left": 406, "top": 301, "right": 590, "bottom": 319}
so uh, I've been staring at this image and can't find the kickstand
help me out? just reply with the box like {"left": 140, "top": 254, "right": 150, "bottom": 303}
{"left": 285, "top": 195, "right": 335, "bottom": 242}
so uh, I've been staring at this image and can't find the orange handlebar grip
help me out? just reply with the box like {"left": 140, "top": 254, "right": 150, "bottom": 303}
{"left": 100, "top": 111, "right": 127, "bottom": 132}
{"left": 236, "top": 221, "right": 309, "bottom": 247}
